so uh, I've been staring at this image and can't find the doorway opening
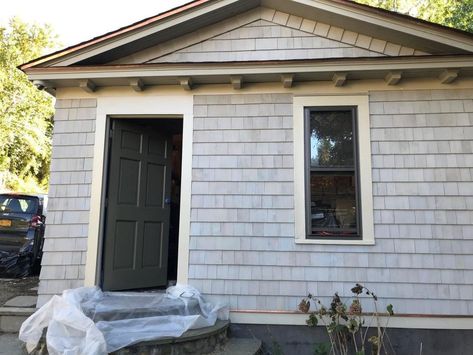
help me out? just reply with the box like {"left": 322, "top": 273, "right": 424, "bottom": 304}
{"left": 101, "top": 118, "right": 183, "bottom": 291}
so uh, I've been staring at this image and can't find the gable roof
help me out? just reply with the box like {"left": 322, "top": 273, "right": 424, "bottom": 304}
{"left": 20, "top": 0, "right": 473, "bottom": 71}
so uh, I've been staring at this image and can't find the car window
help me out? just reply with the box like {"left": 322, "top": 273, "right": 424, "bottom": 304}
{"left": 0, "top": 196, "right": 38, "bottom": 214}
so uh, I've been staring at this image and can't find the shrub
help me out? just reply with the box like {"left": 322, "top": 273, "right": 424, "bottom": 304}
{"left": 299, "top": 283, "right": 395, "bottom": 355}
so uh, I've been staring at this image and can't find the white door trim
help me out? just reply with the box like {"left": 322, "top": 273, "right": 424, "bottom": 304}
{"left": 83, "top": 93, "right": 193, "bottom": 287}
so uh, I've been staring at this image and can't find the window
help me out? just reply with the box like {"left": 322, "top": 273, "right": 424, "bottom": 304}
{"left": 293, "top": 96, "right": 374, "bottom": 245}
{"left": 0, "top": 195, "right": 39, "bottom": 214}
{"left": 306, "top": 108, "right": 360, "bottom": 239}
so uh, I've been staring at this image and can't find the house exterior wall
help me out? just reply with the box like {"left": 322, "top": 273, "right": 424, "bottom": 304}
{"left": 37, "top": 87, "right": 473, "bottom": 320}
{"left": 188, "top": 89, "right": 473, "bottom": 316}
{"left": 37, "top": 99, "right": 96, "bottom": 306}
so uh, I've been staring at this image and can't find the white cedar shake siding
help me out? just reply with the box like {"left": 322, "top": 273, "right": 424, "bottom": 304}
{"left": 188, "top": 90, "right": 473, "bottom": 315}
{"left": 151, "top": 20, "right": 384, "bottom": 63}
{"left": 37, "top": 99, "right": 96, "bottom": 307}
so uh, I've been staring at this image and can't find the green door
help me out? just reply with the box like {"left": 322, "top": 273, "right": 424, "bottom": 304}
{"left": 102, "top": 120, "right": 172, "bottom": 291}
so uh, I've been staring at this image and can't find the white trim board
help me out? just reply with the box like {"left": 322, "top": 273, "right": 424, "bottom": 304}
{"left": 84, "top": 93, "right": 193, "bottom": 287}
{"left": 230, "top": 311, "right": 473, "bottom": 330}
{"left": 26, "top": 56, "right": 473, "bottom": 81}
{"left": 293, "top": 95, "right": 374, "bottom": 245}
{"left": 55, "top": 79, "right": 473, "bottom": 99}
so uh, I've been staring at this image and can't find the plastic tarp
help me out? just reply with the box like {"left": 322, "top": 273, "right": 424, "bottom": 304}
{"left": 19, "top": 285, "right": 229, "bottom": 355}
{"left": 0, "top": 248, "right": 34, "bottom": 277}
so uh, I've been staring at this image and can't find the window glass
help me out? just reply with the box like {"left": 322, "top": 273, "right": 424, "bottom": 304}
{"left": 0, "top": 196, "right": 38, "bottom": 214}
{"left": 308, "top": 109, "right": 359, "bottom": 238}
{"left": 310, "top": 110, "right": 354, "bottom": 168}
{"left": 309, "top": 173, "right": 357, "bottom": 236}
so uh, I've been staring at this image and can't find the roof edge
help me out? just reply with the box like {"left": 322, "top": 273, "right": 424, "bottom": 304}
{"left": 19, "top": 0, "right": 212, "bottom": 71}
{"left": 23, "top": 54, "right": 473, "bottom": 74}
{"left": 20, "top": 0, "right": 473, "bottom": 71}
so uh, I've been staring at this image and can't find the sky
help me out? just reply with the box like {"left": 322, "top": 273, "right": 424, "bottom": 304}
{"left": 0, "top": 0, "right": 191, "bottom": 49}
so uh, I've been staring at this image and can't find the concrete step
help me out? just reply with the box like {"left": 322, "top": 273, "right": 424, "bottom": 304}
{"left": 210, "top": 338, "right": 262, "bottom": 355}
{"left": 0, "top": 295, "right": 37, "bottom": 333}
{"left": 0, "top": 306, "right": 35, "bottom": 333}
{"left": 4, "top": 295, "right": 37, "bottom": 308}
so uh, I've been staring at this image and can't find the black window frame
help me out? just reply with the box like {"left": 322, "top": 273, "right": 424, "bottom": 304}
{"left": 304, "top": 106, "right": 362, "bottom": 240}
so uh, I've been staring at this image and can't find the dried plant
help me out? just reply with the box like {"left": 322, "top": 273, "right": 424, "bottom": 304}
{"left": 298, "top": 283, "right": 395, "bottom": 355}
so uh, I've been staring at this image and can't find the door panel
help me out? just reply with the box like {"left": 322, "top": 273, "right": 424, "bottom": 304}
{"left": 113, "top": 220, "right": 137, "bottom": 270}
{"left": 117, "top": 158, "right": 140, "bottom": 205}
{"left": 142, "top": 222, "right": 163, "bottom": 267}
{"left": 146, "top": 163, "right": 165, "bottom": 207}
{"left": 103, "top": 120, "right": 171, "bottom": 291}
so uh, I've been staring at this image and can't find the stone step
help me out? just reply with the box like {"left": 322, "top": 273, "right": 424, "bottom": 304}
{"left": 211, "top": 338, "right": 262, "bottom": 355}
{"left": 113, "top": 320, "right": 230, "bottom": 354}
{"left": 0, "top": 306, "right": 35, "bottom": 333}
{"left": 19, "top": 318, "right": 262, "bottom": 355}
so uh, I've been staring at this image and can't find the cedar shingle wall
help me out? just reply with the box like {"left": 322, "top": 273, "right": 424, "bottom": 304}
{"left": 39, "top": 90, "right": 473, "bottom": 315}
{"left": 37, "top": 99, "right": 96, "bottom": 307}
{"left": 189, "top": 90, "right": 473, "bottom": 315}
{"left": 151, "top": 20, "right": 383, "bottom": 63}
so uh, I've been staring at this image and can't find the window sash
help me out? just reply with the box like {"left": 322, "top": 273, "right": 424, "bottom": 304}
{"left": 304, "top": 106, "right": 362, "bottom": 240}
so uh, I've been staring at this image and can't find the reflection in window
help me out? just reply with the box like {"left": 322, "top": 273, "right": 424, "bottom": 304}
{"left": 310, "top": 110, "right": 354, "bottom": 168}
{"left": 307, "top": 109, "right": 360, "bottom": 238}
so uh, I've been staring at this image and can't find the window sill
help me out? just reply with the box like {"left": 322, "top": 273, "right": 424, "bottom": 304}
{"left": 295, "top": 238, "right": 375, "bottom": 246}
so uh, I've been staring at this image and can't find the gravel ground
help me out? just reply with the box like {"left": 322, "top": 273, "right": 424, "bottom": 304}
{"left": 0, "top": 276, "right": 38, "bottom": 306}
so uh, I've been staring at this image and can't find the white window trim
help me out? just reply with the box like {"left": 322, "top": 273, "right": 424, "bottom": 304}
{"left": 293, "top": 95, "right": 375, "bottom": 245}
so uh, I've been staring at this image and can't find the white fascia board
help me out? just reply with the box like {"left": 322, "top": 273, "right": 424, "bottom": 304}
{"left": 47, "top": 0, "right": 244, "bottom": 67}
{"left": 26, "top": 57, "right": 473, "bottom": 81}
{"left": 40, "top": 0, "right": 473, "bottom": 68}
{"left": 291, "top": 0, "right": 473, "bottom": 53}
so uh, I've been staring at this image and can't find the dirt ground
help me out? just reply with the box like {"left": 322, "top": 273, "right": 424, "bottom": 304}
{"left": 0, "top": 276, "right": 38, "bottom": 306}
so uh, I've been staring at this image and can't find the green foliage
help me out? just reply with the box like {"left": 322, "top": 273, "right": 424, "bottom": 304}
{"left": 417, "top": 0, "right": 473, "bottom": 33}
{"left": 355, "top": 0, "right": 419, "bottom": 14}
{"left": 0, "top": 18, "right": 57, "bottom": 192}
{"left": 386, "top": 304, "right": 394, "bottom": 316}
{"left": 355, "top": 0, "right": 473, "bottom": 33}
{"left": 314, "top": 342, "right": 331, "bottom": 355}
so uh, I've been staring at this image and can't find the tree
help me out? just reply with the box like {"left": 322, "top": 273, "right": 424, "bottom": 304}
{"left": 0, "top": 18, "right": 57, "bottom": 192}
{"left": 418, "top": 0, "right": 473, "bottom": 33}
{"left": 355, "top": 0, "right": 473, "bottom": 33}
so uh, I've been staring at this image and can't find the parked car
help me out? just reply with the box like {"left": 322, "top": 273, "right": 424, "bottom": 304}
{"left": 0, "top": 193, "right": 47, "bottom": 277}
